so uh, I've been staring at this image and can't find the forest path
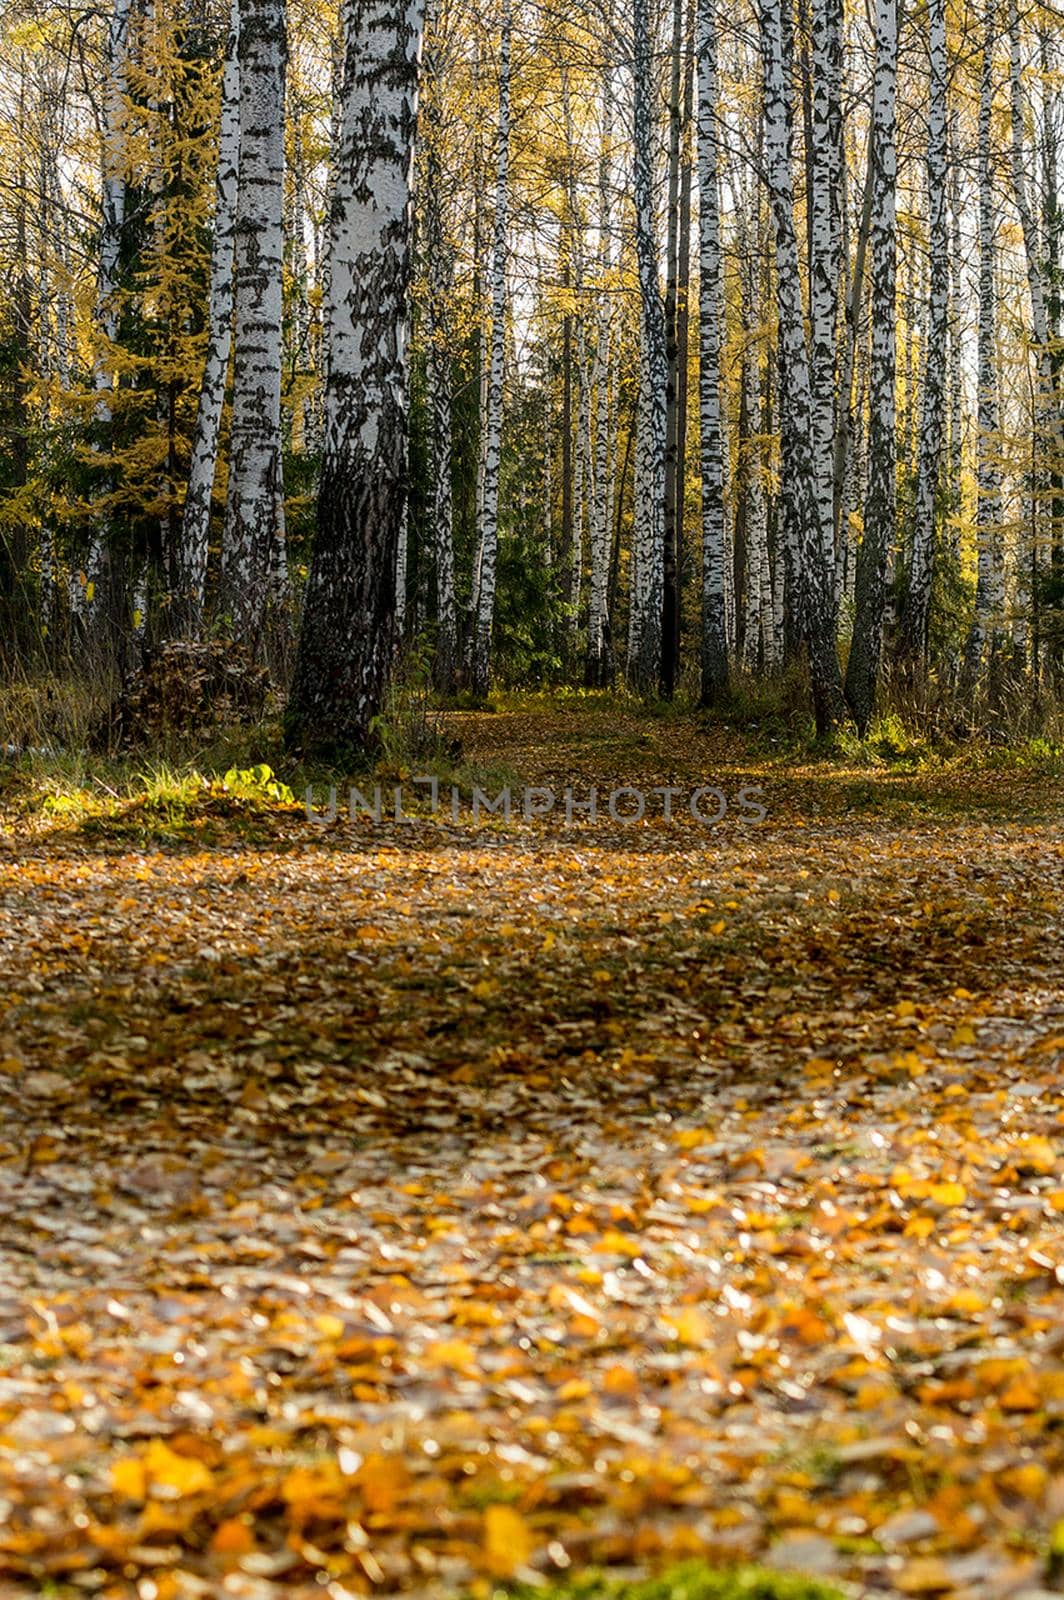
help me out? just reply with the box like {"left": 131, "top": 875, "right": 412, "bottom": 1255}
{"left": 0, "top": 702, "right": 1063, "bottom": 1598}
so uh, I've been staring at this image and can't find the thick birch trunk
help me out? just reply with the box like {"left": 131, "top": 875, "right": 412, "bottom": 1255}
{"left": 287, "top": 0, "right": 424, "bottom": 754}
{"left": 760, "top": 0, "right": 845, "bottom": 730}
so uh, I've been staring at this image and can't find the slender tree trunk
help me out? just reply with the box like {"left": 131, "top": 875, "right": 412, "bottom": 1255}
{"left": 833, "top": 139, "right": 874, "bottom": 549}
{"left": 287, "top": 0, "right": 424, "bottom": 754}
{"left": 424, "top": 0, "right": 457, "bottom": 695}
{"left": 1009, "top": 0, "right": 1061, "bottom": 674}
{"left": 696, "top": 0, "right": 728, "bottom": 703}
{"left": 741, "top": 323, "right": 766, "bottom": 672}
{"left": 78, "top": 0, "right": 135, "bottom": 642}
{"left": 963, "top": 7, "right": 1006, "bottom": 696}
{"left": 661, "top": 0, "right": 687, "bottom": 696}
{"left": 1040, "top": 24, "right": 1064, "bottom": 605}
{"left": 898, "top": 0, "right": 946, "bottom": 666}
{"left": 587, "top": 47, "right": 614, "bottom": 685}
{"left": 177, "top": 0, "right": 240, "bottom": 636}
{"left": 630, "top": 0, "right": 667, "bottom": 690}
{"left": 809, "top": 0, "right": 842, "bottom": 577}
{"left": 221, "top": 0, "right": 287, "bottom": 653}
{"left": 947, "top": 110, "right": 964, "bottom": 565}
{"left": 845, "top": 0, "right": 896, "bottom": 734}
{"left": 470, "top": 0, "right": 510, "bottom": 698}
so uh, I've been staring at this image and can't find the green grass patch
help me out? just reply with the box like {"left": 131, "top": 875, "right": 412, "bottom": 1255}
{"left": 502, "top": 1560, "right": 844, "bottom": 1600}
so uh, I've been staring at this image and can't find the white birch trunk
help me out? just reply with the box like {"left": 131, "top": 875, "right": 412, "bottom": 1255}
{"left": 809, "top": 0, "right": 842, "bottom": 575}
{"left": 947, "top": 111, "right": 964, "bottom": 562}
{"left": 844, "top": 0, "right": 896, "bottom": 733}
{"left": 587, "top": 53, "right": 614, "bottom": 684}
{"left": 900, "top": 0, "right": 946, "bottom": 662}
{"left": 630, "top": 0, "right": 667, "bottom": 689}
{"left": 470, "top": 0, "right": 510, "bottom": 699}
{"left": 760, "top": 0, "right": 845, "bottom": 728}
{"left": 288, "top": 0, "right": 425, "bottom": 751}
{"left": 221, "top": 0, "right": 287, "bottom": 653}
{"left": 423, "top": 0, "right": 457, "bottom": 693}
{"left": 697, "top": 0, "right": 728, "bottom": 701}
{"left": 178, "top": 0, "right": 240, "bottom": 635}
{"left": 964, "top": 9, "right": 1006, "bottom": 689}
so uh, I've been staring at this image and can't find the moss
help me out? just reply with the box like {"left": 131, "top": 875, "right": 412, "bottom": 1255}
{"left": 503, "top": 1560, "right": 845, "bottom": 1600}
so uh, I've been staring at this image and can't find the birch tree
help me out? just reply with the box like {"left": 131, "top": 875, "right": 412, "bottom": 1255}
{"left": 176, "top": 0, "right": 240, "bottom": 637}
{"left": 809, "top": 0, "right": 842, "bottom": 575}
{"left": 629, "top": 0, "right": 666, "bottom": 691}
{"left": 78, "top": 0, "right": 135, "bottom": 641}
{"left": 586, "top": 50, "right": 615, "bottom": 686}
{"left": 221, "top": 0, "right": 288, "bottom": 653}
{"left": 423, "top": 0, "right": 457, "bottom": 695}
{"left": 845, "top": 0, "right": 896, "bottom": 733}
{"left": 898, "top": 0, "right": 947, "bottom": 667}
{"left": 287, "top": 0, "right": 424, "bottom": 753}
{"left": 696, "top": 0, "right": 728, "bottom": 703}
{"left": 760, "top": 0, "right": 845, "bottom": 731}
{"left": 470, "top": 0, "right": 510, "bottom": 699}
{"left": 963, "top": 9, "right": 1006, "bottom": 693}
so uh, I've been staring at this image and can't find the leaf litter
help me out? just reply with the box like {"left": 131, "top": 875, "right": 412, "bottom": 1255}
{"left": 0, "top": 705, "right": 1062, "bottom": 1599}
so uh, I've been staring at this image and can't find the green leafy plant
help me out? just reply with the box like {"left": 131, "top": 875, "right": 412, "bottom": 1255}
{"left": 220, "top": 763, "right": 295, "bottom": 806}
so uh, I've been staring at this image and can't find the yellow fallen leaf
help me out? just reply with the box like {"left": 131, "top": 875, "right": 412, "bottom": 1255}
{"left": 674, "top": 1127, "right": 710, "bottom": 1150}
{"left": 897, "top": 1557, "right": 953, "bottom": 1594}
{"left": 358, "top": 1451, "right": 410, "bottom": 1513}
{"left": 929, "top": 1181, "right": 966, "bottom": 1207}
{"left": 593, "top": 1229, "right": 642, "bottom": 1258}
{"left": 1000, "top": 1462, "right": 1047, "bottom": 1499}
{"left": 667, "top": 1306, "right": 711, "bottom": 1346}
{"left": 111, "top": 1455, "right": 147, "bottom": 1501}
{"left": 483, "top": 1503, "right": 533, "bottom": 1577}
{"left": 144, "top": 1439, "right": 213, "bottom": 1497}
{"left": 943, "top": 1288, "right": 984, "bottom": 1314}
{"left": 425, "top": 1338, "right": 477, "bottom": 1372}
{"left": 1011, "top": 1136, "right": 1057, "bottom": 1175}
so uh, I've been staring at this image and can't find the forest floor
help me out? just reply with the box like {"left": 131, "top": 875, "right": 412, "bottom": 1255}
{"left": 1, "top": 696, "right": 1063, "bottom": 1600}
